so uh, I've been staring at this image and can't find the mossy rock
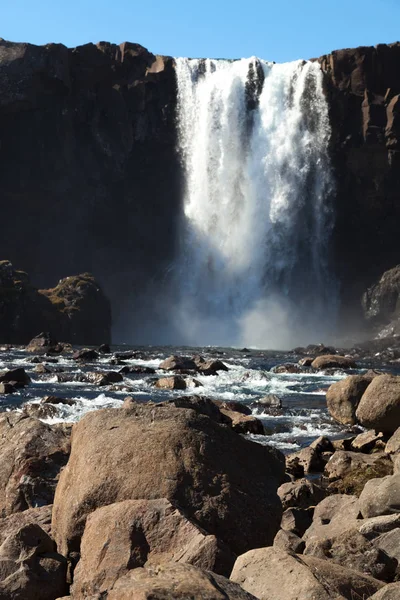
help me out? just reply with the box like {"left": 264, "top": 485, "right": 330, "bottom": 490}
{"left": 329, "top": 457, "right": 394, "bottom": 496}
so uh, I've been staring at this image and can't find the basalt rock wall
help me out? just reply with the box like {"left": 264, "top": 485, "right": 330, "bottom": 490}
{"left": 320, "top": 42, "right": 400, "bottom": 328}
{"left": 0, "top": 39, "right": 181, "bottom": 340}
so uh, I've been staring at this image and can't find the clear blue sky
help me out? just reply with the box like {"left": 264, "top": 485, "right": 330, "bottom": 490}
{"left": 2, "top": 0, "right": 400, "bottom": 62}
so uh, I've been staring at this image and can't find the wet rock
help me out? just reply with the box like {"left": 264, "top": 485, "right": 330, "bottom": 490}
{"left": 72, "top": 348, "right": 99, "bottom": 361}
{"left": 272, "top": 363, "right": 302, "bottom": 374}
{"left": 113, "top": 351, "right": 139, "bottom": 360}
{"left": 231, "top": 547, "right": 384, "bottom": 600}
{"left": 251, "top": 394, "right": 282, "bottom": 412}
{"left": 359, "top": 473, "right": 400, "bottom": 518}
{"left": 0, "top": 367, "right": 30, "bottom": 386}
{"left": 0, "top": 412, "right": 70, "bottom": 515}
{"left": 56, "top": 373, "right": 89, "bottom": 384}
{"left": 87, "top": 371, "right": 124, "bottom": 386}
{"left": 29, "top": 355, "right": 58, "bottom": 363}
{"left": 278, "top": 478, "right": 326, "bottom": 510}
{"left": 23, "top": 402, "right": 60, "bottom": 420}
{"left": 326, "top": 375, "right": 371, "bottom": 425}
{"left": 41, "top": 396, "right": 76, "bottom": 406}
{"left": 71, "top": 498, "right": 236, "bottom": 596}
{"left": 159, "top": 355, "right": 197, "bottom": 371}
{"left": 51, "top": 404, "right": 285, "bottom": 558}
{"left": 119, "top": 365, "right": 156, "bottom": 374}
{"left": 214, "top": 400, "right": 252, "bottom": 415}
{"left": 0, "top": 382, "right": 16, "bottom": 394}
{"left": 193, "top": 355, "right": 229, "bottom": 375}
{"left": 273, "top": 529, "right": 305, "bottom": 553}
{"left": 299, "top": 357, "right": 313, "bottom": 366}
{"left": 356, "top": 374, "right": 400, "bottom": 433}
{"left": 0, "top": 523, "right": 68, "bottom": 599}
{"left": 97, "top": 343, "right": 111, "bottom": 353}
{"left": 107, "top": 563, "right": 257, "bottom": 600}
{"left": 311, "top": 355, "right": 357, "bottom": 370}
{"left": 154, "top": 375, "right": 187, "bottom": 390}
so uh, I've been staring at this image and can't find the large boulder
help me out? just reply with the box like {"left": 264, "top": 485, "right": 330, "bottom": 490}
{"left": 0, "top": 523, "right": 67, "bottom": 599}
{"left": 231, "top": 547, "right": 384, "bottom": 600}
{"left": 0, "top": 413, "right": 70, "bottom": 515}
{"left": 52, "top": 404, "right": 285, "bottom": 558}
{"left": 72, "top": 498, "right": 235, "bottom": 597}
{"left": 106, "top": 563, "right": 257, "bottom": 600}
{"left": 359, "top": 473, "right": 400, "bottom": 518}
{"left": 356, "top": 375, "right": 400, "bottom": 433}
{"left": 303, "top": 494, "right": 362, "bottom": 550}
{"left": 326, "top": 375, "right": 372, "bottom": 425}
{"left": 304, "top": 528, "right": 397, "bottom": 582}
{"left": 277, "top": 479, "right": 326, "bottom": 510}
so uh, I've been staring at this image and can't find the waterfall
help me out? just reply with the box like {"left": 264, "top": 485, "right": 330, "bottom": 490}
{"left": 172, "top": 57, "right": 337, "bottom": 349}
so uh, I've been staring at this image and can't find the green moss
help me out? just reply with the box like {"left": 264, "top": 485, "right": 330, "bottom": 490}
{"left": 331, "top": 458, "right": 393, "bottom": 496}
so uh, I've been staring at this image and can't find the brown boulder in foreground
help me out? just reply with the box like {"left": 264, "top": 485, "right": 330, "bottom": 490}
{"left": 72, "top": 498, "right": 235, "bottom": 597}
{"left": 356, "top": 374, "right": 400, "bottom": 433}
{"left": 0, "top": 523, "right": 67, "bottom": 599}
{"left": 326, "top": 375, "right": 372, "bottom": 425}
{"left": 107, "top": 563, "right": 257, "bottom": 599}
{"left": 52, "top": 404, "right": 285, "bottom": 558}
{"left": 231, "top": 547, "right": 384, "bottom": 599}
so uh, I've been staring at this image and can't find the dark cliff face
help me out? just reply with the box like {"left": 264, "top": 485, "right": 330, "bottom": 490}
{"left": 0, "top": 39, "right": 182, "bottom": 340}
{"left": 319, "top": 43, "right": 400, "bottom": 329}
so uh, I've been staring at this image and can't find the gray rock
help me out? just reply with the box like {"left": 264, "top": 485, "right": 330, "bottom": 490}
{"left": 359, "top": 474, "right": 400, "bottom": 518}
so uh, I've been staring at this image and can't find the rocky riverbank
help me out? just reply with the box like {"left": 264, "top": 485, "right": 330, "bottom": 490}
{"left": 0, "top": 344, "right": 398, "bottom": 597}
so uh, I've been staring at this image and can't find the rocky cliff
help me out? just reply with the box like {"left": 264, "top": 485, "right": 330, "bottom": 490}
{"left": 320, "top": 43, "right": 400, "bottom": 328}
{"left": 0, "top": 39, "right": 181, "bottom": 340}
{"left": 0, "top": 38, "right": 400, "bottom": 341}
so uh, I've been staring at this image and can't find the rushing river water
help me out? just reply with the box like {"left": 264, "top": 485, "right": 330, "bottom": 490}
{"left": 0, "top": 345, "right": 391, "bottom": 453}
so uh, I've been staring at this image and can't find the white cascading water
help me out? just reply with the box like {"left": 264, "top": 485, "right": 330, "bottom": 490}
{"left": 173, "top": 57, "right": 337, "bottom": 349}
